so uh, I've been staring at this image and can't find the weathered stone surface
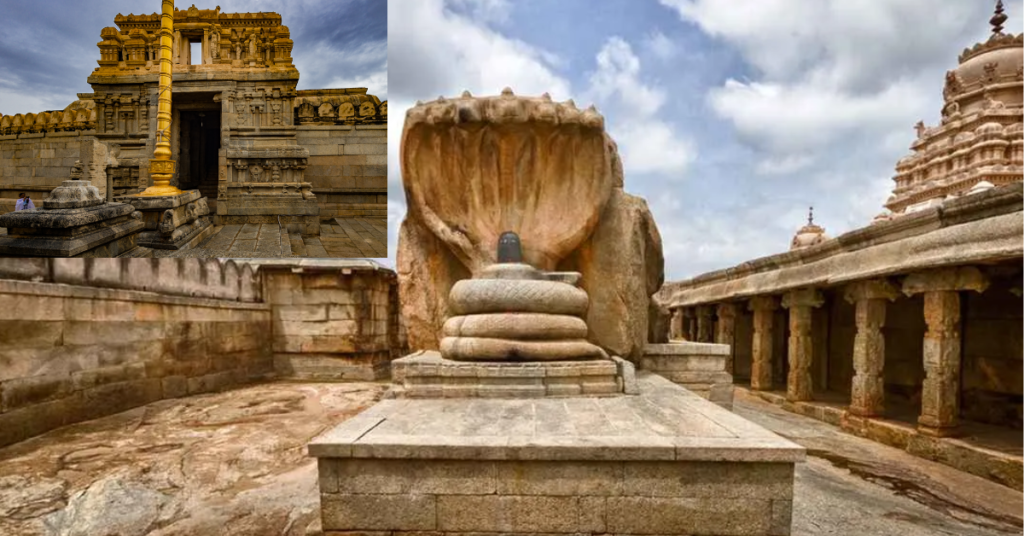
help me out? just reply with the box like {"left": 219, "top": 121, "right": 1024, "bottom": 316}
{"left": 562, "top": 189, "right": 665, "bottom": 361}
{"left": 0, "top": 382, "right": 386, "bottom": 536}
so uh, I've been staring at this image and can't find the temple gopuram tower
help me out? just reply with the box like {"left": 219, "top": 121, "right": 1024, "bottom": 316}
{"left": 882, "top": 1, "right": 1023, "bottom": 218}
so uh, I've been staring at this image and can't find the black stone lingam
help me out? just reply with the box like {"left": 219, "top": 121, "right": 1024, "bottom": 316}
{"left": 497, "top": 231, "right": 523, "bottom": 263}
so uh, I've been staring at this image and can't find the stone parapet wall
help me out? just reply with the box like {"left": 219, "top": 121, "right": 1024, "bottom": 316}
{"left": 0, "top": 258, "right": 260, "bottom": 302}
{"left": 296, "top": 124, "right": 386, "bottom": 219}
{"left": 261, "top": 260, "right": 398, "bottom": 381}
{"left": 0, "top": 273, "right": 272, "bottom": 448}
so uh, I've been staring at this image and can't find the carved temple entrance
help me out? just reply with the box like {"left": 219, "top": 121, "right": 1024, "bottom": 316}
{"left": 172, "top": 92, "right": 221, "bottom": 205}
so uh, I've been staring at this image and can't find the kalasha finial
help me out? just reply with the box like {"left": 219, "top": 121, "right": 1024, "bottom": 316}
{"left": 807, "top": 206, "right": 814, "bottom": 226}
{"left": 991, "top": 0, "right": 1007, "bottom": 34}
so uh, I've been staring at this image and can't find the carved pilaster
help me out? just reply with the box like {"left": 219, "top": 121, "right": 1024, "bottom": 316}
{"left": 902, "top": 267, "right": 988, "bottom": 436}
{"left": 748, "top": 296, "right": 779, "bottom": 391}
{"left": 844, "top": 280, "right": 899, "bottom": 417}
{"left": 715, "top": 302, "right": 738, "bottom": 374}
{"left": 781, "top": 289, "right": 824, "bottom": 402}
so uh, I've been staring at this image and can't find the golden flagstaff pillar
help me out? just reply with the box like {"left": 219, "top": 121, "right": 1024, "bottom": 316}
{"left": 139, "top": 0, "right": 182, "bottom": 197}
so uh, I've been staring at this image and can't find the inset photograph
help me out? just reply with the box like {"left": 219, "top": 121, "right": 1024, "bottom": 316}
{"left": 0, "top": 1, "right": 386, "bottom": 259}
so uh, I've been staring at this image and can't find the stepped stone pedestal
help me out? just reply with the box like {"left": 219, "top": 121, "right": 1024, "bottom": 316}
{"left": 120, "top": 190, "right": 215, "bottom": 250}
{"left": 0, "top": 180, "right": 151, "bottom": 258}
{"left": 311, "top": 238, "right": 802, "bottom": 536}
{"left": 643, "top": 342, "right": 736, "bottom": 410}
{"left": 310, "top": 372, "right": 804, "bottom": 536}
{"left": 388, "top": 350, "right": 637, "bottom": 398}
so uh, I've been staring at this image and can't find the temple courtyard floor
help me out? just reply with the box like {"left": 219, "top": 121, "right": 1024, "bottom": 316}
{"left": 0, "top": 382, "right": 1020, "bottom": 536}
{"left": 0, "top": 217, "right": 389, "bottom": 259}
{"left": 153, "top": 218, "right": 389, "bottom": 259}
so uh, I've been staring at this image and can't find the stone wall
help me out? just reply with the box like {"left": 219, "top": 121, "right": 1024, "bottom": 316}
{"left": 0, "top": 258, "right": 272, "bottom": 448}
{"left": 316, "top": 459, "right": 795, "bottom": 536}
{"left": 263, "top": 260, "right": 398, "bottom": 381}
{"left": 0, "top": 134, "right": 90, "bottom": 211}
{"left": 962, "top": 283, "right": 1023, "bottom": 428}
{"left": 296, "top": 124, "right": 386, "bottom": 219}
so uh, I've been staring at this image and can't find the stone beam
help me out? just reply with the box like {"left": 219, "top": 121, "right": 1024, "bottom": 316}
{"left": 843, "top": 279, "right": 899, "bottom": 417}
{"left": 781, "top": 289, "right": 825, "bottom": 402}
{"left": 748, "top": 296, "right": 779, "bottom": 391}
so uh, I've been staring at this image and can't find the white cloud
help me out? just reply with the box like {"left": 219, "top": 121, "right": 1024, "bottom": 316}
{"left": 660, "top": 0, "right": 1021, "bottom": 172}
{"left": 586, "top": 37, "right": 697, "bottom": 177}
{"left": 386, "top": 0, "right": 572, "bottom": 268}
{"left": 643, "top": 30, "right": 679, "bottom": 61}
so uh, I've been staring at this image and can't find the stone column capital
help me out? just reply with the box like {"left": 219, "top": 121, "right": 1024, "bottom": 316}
{"left": 781, "top": 288, "right": 824, "bottom": 309}
{"left": 902, "top": 266, "right": 989, "bottom": 296}
{"left": 843, "top": 279, "right": 900, "bottom": 304}
{"left": 716, "top": 302, "right": 739, "bottom": 318}
{"left": 748, "top": 295, "right": 779, "bottom": 312}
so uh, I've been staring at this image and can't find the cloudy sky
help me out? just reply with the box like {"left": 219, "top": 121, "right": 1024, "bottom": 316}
{"left": 0, "top": 0, "right": 386, "bottom": 114}
{"left": 388, "top": 0, "right": 1022, "bottom": 281}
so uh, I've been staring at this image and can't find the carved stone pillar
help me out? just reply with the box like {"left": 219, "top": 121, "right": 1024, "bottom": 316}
{"left": 903, "top": 267, "right": 988, "bottom": 436}
{"left": 669, "top": 308, "right": 684, "bottom": 340}
{"left": 748, "top": 296, "right": 779, "bottom": 391}
{"left": 844, "top": 280, "right": 899, "bottom": 417}
{"left": 681, "top": 308, "right": 695, "bottom": 341}
{"left": 696, "top": 305, "right": 715, "bottom": 343}
{"left": 716, "top": 303, "right": 738, "bottom": 374}
{"left": 781, "top": 289, "right": 824, "bottom": 402}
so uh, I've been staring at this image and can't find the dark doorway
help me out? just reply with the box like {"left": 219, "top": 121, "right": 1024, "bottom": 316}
{"left": 178, "top": 110, "right": 221, "bottom": 201}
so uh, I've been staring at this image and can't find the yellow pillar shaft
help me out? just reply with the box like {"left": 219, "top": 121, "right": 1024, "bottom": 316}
{"left": 140, "top": 0, "right": 183, "bottom": 197}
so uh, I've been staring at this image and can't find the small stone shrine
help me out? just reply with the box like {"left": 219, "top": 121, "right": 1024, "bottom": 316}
{"left": 310, "top": 91, "right": 804, "bottom": 536}
{"left": 0, "top": 178, "right": 151, "bottom": 257}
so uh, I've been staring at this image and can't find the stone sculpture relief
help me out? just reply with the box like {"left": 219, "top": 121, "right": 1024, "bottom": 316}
{"left": 397, "top": 89, "right": 664, "bottom": 360}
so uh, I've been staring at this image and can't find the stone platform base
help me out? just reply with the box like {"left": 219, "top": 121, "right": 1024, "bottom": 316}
{"left": 387, "top": 350, "right": 637, "bottom": 399}
{"left": 274, "top": 353, "right": 391, "bottom": 381}
{"left": 139, "top": 217, "right": 215, "bottom": 250}
{"left": 643, "top": 342, "right": 735, "bottom": 409}
{"left": 310, "top": 372, "right": 804, "bottom": 536}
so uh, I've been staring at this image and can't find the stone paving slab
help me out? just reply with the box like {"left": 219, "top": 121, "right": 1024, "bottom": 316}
{"left": 309, "top": 372, "right": 805, "bottom": 462}
{"left": 153, "top": 217, "right": 389, "bottom": 259}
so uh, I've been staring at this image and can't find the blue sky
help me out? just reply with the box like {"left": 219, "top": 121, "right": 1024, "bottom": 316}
{"left": 388, "top": 0, "right": 1022, "bottom": 280}
{"left": 0, "top": 0, "right": 386, "bottom": 114}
